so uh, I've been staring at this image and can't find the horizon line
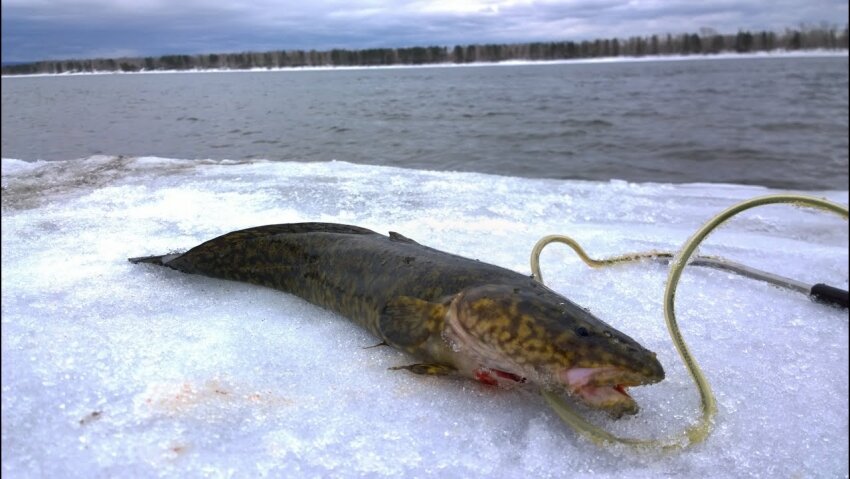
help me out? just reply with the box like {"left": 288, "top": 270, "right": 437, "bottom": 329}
{"left": 3, "top": 49, "right": 847, "bottom": 79}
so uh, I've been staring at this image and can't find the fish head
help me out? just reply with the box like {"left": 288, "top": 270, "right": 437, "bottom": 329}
{"left": 446, "top": 283, "right": 664, "bottom": 417}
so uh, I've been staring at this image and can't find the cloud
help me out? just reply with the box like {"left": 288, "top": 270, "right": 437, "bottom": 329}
{"left": 2, "top": 0, "right": 848, "bottom": 62}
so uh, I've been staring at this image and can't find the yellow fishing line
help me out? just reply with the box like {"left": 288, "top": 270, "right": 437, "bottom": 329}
{"left": 531, "top": 194, "right": 849, "bottom": 451}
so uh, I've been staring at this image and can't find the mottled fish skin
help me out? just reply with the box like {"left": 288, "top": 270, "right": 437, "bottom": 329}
{"left": 130, "top": 223, "right": 664, "bottom": 415}
{"left": 135, "top": 223, "right": 496, "bottom": 338}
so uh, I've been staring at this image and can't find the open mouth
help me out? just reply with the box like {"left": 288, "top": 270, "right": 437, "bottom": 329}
{"left": 560, "top": 367, "right": 648, "bottom": 417}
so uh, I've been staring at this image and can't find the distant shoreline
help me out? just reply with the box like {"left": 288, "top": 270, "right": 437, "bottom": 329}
{"left": 2, "top": 49, "right": 846, "bottom": 79}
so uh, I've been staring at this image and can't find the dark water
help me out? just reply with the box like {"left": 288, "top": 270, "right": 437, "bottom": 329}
{"left": 2, "top": 56, "right": 848, "bottom": 190}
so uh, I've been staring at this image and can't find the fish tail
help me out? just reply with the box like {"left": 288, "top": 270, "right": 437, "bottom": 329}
{"left": 128, "top": 223, "right": 380, "bottom": 286}
{"left": 127, "top": 253, "right": 182, "bottom": 266}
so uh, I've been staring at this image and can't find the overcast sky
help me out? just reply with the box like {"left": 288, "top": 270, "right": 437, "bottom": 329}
{"left": 1, "top": 0, "right": 847, "bottom": 63}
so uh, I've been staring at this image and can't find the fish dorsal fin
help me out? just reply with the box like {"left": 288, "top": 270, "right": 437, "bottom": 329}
{"left": 378, "top": 296, "right": 447, "bottom": 349}
{"left": 388, "top": 231, "right": 419, "bottom": 244}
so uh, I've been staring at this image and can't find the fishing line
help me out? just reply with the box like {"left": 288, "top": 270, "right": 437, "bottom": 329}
{"left": 530, "top": 194, "right": 849, "bottom": 451}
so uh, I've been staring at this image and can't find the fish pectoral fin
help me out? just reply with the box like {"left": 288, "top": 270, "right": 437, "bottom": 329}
{"left": 389, "top": 363, "right": 456, "bottom": 376}
{"left": 362, "top": 341, "right": 389, "bottom": 349}
{"left": 388, "top": 231, "right": 419, "bottom": 244}
{"left": 378, "top": 296, "right": 448, "bottom": 348}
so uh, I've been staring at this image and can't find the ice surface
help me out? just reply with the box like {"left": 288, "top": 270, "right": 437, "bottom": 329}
{"left": 2, "top": 156, "right": 848, "bottom": 478}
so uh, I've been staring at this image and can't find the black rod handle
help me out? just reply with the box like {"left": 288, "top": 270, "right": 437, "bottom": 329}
{"left": 810, "top": 283, "right": 849, "bottom": 309}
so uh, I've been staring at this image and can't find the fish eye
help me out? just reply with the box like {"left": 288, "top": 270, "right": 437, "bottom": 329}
{"left": 575, "top": 326, "right": 589, "bottom": 337}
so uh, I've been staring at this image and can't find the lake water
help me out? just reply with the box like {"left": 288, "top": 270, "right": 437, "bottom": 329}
{"left": 2, "top": 54, "right": 848, "bottom": 190}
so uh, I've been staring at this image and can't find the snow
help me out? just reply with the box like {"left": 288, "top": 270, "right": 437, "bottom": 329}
{"left": 1, "top": 155, "right": 848, "bottom": 478}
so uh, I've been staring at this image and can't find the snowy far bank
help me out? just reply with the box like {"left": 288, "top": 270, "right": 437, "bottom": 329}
{"left": 1, "top": 156, "right": 848, "bottom": 477}
{"left": 2, "top": 49, "right": 846, "bottom": 79}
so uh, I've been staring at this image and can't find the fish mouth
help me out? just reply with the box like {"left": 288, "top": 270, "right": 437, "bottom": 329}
{"left": 559, "top": 367, "right": 657, "bottom": 418}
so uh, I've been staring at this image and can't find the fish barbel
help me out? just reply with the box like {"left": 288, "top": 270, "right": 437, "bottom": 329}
{"left": 129, "top": 223, "right": 664, "bottom": 417}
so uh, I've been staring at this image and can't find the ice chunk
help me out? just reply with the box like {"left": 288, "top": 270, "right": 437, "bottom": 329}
{"left": 2, "top": 156, "right": 847, "bottom": 477}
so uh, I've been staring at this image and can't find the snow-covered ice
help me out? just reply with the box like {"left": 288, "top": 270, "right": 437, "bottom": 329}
{"left": 1, "top": 155, "right": 848, "bottom": 477}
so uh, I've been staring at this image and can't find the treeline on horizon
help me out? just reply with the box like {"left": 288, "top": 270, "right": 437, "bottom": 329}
{"left": 3, "top": 25, "right": 848, "bottom": 76}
